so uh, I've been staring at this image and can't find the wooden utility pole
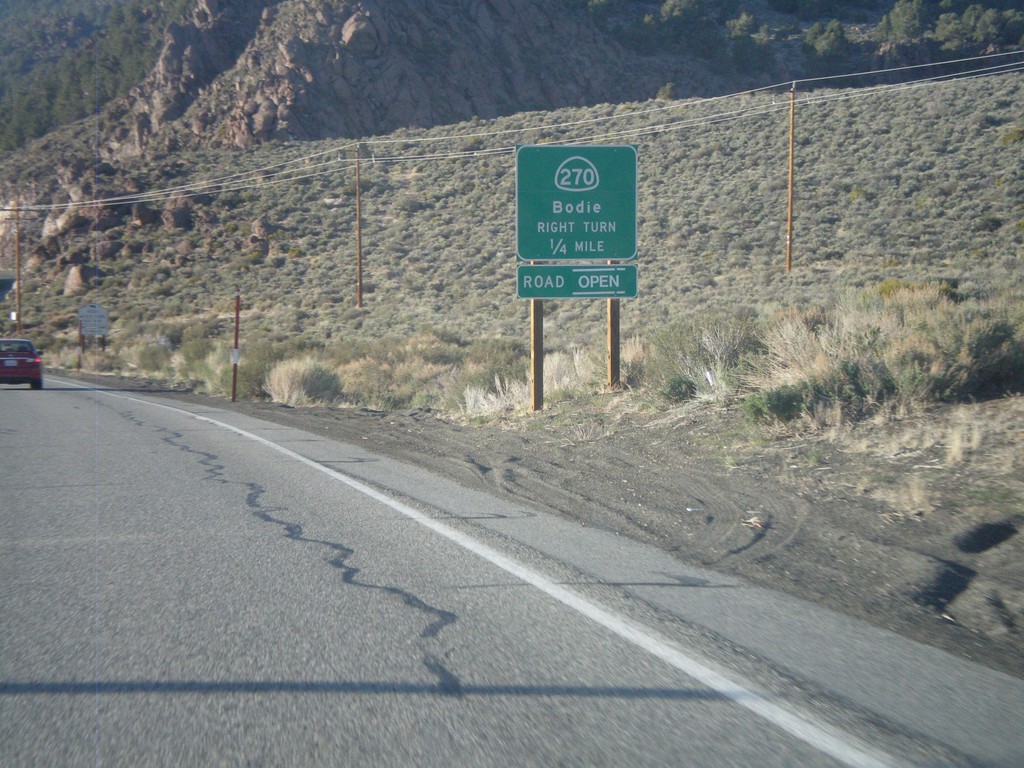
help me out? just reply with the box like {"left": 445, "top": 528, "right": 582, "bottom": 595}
{"left": 786, "top": 83, "right": 796, "bottom": 272}
{"left": 355, "top": 145, "right": 363, "bottom": 309}
{"left": 14, "top": 200, "right": 22, "bottom": 334}
{"left": 93, "top": 206, "right": 101, "bottom": 282}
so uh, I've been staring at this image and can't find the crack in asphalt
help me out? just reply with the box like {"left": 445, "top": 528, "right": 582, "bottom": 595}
{"left": 243, "top": 482, "right": 463, "bottom": 694}
{"left": 119, "top": 409, "right": 464, "bottom": 696}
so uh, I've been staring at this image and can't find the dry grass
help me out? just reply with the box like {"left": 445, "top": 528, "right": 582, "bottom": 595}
{"left": 545, "top": 348, "right": 600, "bottom": 400}
{"left": 647, "top": 314, "right": 759, "bottom": 404}
{"left": 872, "top": 474, "right": 934, "bottom": 518}
{"left": 460, "top": 375, "right": 529, "bottom": 418}
{"left": 943, "top": 414, "right": 984, "bottom": 466}
{"left": 457, "top": 348, "right": 601, "bottom": 417}
{"left": 266, "top": 358, "right": 340, "bottom": 407}
{"left": 184, "top": 346, "right": 234, "bottom": 397}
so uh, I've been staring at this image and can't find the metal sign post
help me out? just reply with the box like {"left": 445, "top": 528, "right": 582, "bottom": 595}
{"left": 232, "top": 288, "right": 241, "bottom": 402}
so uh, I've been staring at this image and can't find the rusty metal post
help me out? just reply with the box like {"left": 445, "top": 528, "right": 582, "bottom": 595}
{"left": 231, "top": 288, "right": 240, "bottom": 402}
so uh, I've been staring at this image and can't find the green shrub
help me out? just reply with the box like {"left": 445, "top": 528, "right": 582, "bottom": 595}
{"left": 1000, "top": 126, "right": 1024, "bottom": 146}
{"left": 752, "top": 284, "right": 1024, "bottom": 425}
{"left": 179, "top": 337, "right": 215, "bottom": 368}
{"left": 884, "top": 305, "right": 1022, "bottom": 402}
{"left": 136, "top": 344, "right": 171, "bottom": 372}
{"left": 234, "top": 341, "right": 290, "bottom": 400}
{"left": 458, "top": 337, "right": 529, "bottom": 393}
{"left": 662, "top": 374, "right": 696, "bottom": 403}
{"left": 742, "top": 385, "right": 805, "bottom": 424}
{"left": 176, "top": 344, "right": 228, "bottom": 395}
{"left": 802, "top": 359, "right": 897, "bottom": 421}
{"left": 875, "top": 278, "right": 959, "bottom": 302}
{"left": 648, "top": 314, "right": 761, "bottom": 402}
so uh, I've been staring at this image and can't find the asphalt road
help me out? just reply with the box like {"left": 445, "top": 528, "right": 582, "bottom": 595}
{"left": 1, "top": 377, "right": 1022, "bottom": 766}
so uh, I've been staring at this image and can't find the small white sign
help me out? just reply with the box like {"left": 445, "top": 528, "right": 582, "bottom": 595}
{"left": 78, "top": 303, "right": 109, "bottom": 336}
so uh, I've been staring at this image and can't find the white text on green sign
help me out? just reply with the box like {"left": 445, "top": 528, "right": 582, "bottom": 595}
{"left": 516, "top": 145, "right": 637, "bottom": 261}
{"left": 516, "top": 264, "right": 638, "bottom": 299}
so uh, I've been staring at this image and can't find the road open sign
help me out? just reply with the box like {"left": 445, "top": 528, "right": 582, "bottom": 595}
{"left": 516, "top": 145, "right": 637, "bottom": 262}
{"left": 517, "top": 264, "right": 637, "bottom": 299}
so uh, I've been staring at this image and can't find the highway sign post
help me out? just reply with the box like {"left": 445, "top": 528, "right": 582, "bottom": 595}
{"left": 76, "top": 303, "right": 109, "bottom": 368}
{"left": 515, "top": 145, "right": 638, "bottom": 410}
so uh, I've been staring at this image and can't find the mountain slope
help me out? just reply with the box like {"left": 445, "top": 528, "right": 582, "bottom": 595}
{"left": 99, "top": 0, "right": 695, "bottom": 157}
{"left": 2, "top": 68, "right": 1020, "bottom": 351}
{"left": 3, "top": 0, "right": 1021, "bottom": 159}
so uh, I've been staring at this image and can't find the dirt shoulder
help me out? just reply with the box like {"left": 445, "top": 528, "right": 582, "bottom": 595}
{"left": 71, "top": 372, "right": 1024, "bottom": 679}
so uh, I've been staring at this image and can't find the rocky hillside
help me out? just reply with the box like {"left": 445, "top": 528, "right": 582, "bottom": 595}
{"left": 0, "top": 0, "right": 1020, "bottom": 313}
{"left": 96, "top": 0, "right": 693, "bottom": 158}
{"left": 5, "top": 0, "right": 1022, "bottom": 162}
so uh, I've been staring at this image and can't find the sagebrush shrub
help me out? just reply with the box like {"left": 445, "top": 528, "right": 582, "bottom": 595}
{"left": 234, "top": 341, "right": 290, "bottom": 400}
{"left": 742, "top": 384, "right": 805, "bottom": 424}
{"left": 135, "top": 344, "right": 171, "bottom": 372}
{"left": 648, "top": 314, "right": 760, "bottom": 402}
{"left": 751, "top": 283, "right": 1024, "bottom": 425}
{"left": 882, "top": 299, "right": 1022, "bottom": 402}
{"left": 662, "top": 374, "right": 696, "bottom": 403}
{"left": 335, "top": 357, "right": 401, "bottom": 409}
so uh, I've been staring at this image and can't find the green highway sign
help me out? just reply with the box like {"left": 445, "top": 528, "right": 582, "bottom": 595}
{"left": 516, "top": 145, "right": 637, "bottom": 261}
{"left": 516, "top": 264, "right": 638, "bottom": 299}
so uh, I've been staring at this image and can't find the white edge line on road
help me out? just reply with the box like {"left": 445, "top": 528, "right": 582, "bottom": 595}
{"left": 76, "top": 382, "right": 901, "bottom": 768}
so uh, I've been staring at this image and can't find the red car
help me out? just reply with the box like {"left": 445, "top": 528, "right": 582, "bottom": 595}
{"left": 0, "top": 338, "right": 43, "bottom": 389}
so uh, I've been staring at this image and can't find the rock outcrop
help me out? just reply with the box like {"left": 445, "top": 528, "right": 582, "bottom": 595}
{"left": 99, "top": 0, "right": 687, "bottom": 157}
